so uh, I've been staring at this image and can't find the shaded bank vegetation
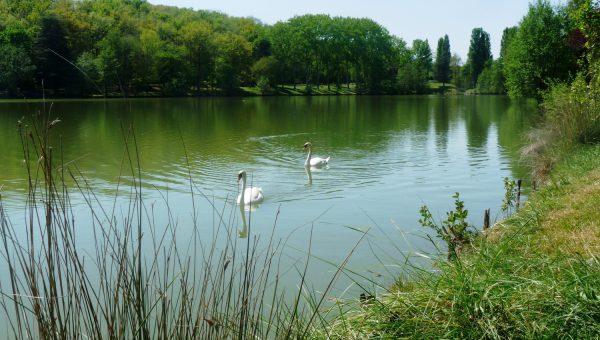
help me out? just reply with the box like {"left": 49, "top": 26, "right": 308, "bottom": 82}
{"left": 0, "top": 0, "right": 580, "bottom": 98}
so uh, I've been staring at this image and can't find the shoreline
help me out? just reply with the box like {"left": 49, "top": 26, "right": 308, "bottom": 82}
{"left": 317, "top": 144, "right": 600, "bottom": 338}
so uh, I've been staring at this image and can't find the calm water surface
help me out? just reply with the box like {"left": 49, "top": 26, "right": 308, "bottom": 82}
{"left": 0, "top": 95, "right": 535, "bottom": 294}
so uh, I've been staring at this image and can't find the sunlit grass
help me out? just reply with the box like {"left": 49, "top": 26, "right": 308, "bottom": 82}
{"left": 523, "top": 76, "right": 600, "bottom": 183}
{"left": 313, "top": 144, "right": 600, "bottom": 339}
{"left": 241, "top": 83, "right": 359, "bottom": 96}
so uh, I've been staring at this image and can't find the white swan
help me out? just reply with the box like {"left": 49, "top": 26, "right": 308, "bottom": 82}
{"left": 304, "top": 142, "right": 330, "bottom": 168}
{"left": 237, "top": 170, "right": 264, "bottom": 206}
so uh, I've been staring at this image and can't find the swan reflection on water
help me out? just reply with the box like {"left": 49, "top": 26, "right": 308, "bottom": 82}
{"left": 238, "top": 203, "right": 248, "bottom": 238}
{"left": 305, "top": 166, "right": 313, "bottom": 186}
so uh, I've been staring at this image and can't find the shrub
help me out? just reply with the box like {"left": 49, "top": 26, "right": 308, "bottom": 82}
{"left": 419, "top": 192, "right": 477, "bottom": 260}
{"left": 256, "top": 76, "right": 272, "bottom": 94}
{"left": 543, "top": 75, "right": 600, "bottom": 145}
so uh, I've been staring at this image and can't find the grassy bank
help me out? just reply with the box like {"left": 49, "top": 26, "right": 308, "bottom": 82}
{"left": 316, "top": 144, "right": 600, "bottom": 338}
{"left": 241, "top": 84, "right": 360, "bottom": 96}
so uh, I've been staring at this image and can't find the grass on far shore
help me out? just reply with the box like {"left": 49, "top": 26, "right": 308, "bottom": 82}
{"left": 241, "top": 83, "right": 359, "bottom": 96}
{"left": 5, "top": 81, "right": 464, "bottom": 99}
{"left": 242, "top": 82, "right": 460, "bottom": 96}
{"left": 313, "top": 144, "right": 600, "bottom": 339}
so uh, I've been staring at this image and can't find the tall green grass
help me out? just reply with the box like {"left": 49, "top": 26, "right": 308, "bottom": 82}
{"left": 522, "top": 75, "right": 600, "bottom": 182}
{"left": 543, "top": 76, "right": 600, "bottom": 145}
{"left": 0, "top": 109, "right": 361, "bottom": 339}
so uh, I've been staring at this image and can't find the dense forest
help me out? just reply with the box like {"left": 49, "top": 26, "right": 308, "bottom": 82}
{"left": 0, "top": 0, "right": 585, "bottom": 98}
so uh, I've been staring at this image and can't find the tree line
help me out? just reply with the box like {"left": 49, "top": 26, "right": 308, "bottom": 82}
{"left": 0, "top": 0, "right": 587, "bottom": 98}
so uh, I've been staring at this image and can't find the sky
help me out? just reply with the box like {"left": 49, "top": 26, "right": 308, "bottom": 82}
{"left": 146, "top": 0, "right": 566, "bottom": 62}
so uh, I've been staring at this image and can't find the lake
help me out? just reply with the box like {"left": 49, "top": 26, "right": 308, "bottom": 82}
{"left": 0, "top": 95, "right": 535, "bottom": 296}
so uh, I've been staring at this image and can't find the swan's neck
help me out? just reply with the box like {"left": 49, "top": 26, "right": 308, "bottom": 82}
{"left": 304, "top": 147, "right": 312, "bottom": 167}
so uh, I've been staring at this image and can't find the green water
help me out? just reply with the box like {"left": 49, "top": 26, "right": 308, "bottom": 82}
{"left": 0, "top": 95, "right": 535, "bottom": 291}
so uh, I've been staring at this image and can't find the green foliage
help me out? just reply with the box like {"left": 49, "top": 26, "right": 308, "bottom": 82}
{"left": 256, "top": 76, "right": 272, "bottom": 94}
{"left": 1, "top": 0, "right": 52, "bottom": 27}
{"left": 413, "top": 39, "right": 433, "bottom": 71}
{"left": 155, "top": 44, "right": 189, "bottom": 95}
{"left": 181, "top": 20, "right": 215, "bottom": 92}
{"left": 34, "top": 15, "right": 82, "bottom": 95}
{"left": 518, "top": 2, "right": 600, "bottom": 181}
{"left": 74, "top": 51, "right": 102, "bottom": 94}
{"left": 0, "top": 20, "right": 33, "bottom": 48}
{"left": 419, "top": 192, "right": 476, "bottom": 260}
{"left": 502, "top": 177, "right": 518, "bottom": 217}
{"left": 476, "top": 60, "right": 506, "bottom": 94}
{"left": 396, "top": 39, "right": 431, "bottom": 94}
{"left": 0, "top": 43, "right": 35, "bottom": 96}
{"left": 97, "top": 30, "right": 146, "bottom": 96}
{"left": 251, "top": 56, "right": 280, "bottom": 88}
{"left": 435, "top": 35, "right": 451, "bottom": 86}
{"left": 467, "top": 27, "right": 492, "bottom": 87}
{"left": 499, "top": 26, "right": 517, "bottom": 60}
{"left": 570, "top": 0, "right": 600, "bottom": 85}
{"left": 0, "top": 0, "right": 452, "bottom": 97}
{"left": 449, "top": 53, "right": 470, "bottom": 90}
{"left": 396, "top": 63, "right": 427, "bottom": 94}
{"left": 214, "top": 32, "right": 252, "bottom": 93}
{"left": 504, "top": 0, "right": 578, "bottom": 98}
{"left": 542, "top": 74, "right": 600, "bottom": 144}
{"left": 350, "top": 17, "right": 398, "bottom": 92}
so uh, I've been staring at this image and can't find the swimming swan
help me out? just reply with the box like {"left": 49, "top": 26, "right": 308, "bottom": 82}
{"left": 304, "top": 142, "right": 330, "bottom": 168}
{"left": 237, "top": 170, "right": 264, "bottom": 205}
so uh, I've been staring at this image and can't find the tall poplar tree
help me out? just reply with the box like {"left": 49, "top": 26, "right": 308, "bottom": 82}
{"left": 467, "top": 27, "right": 492, "bottom": 87}
{"left": 435, "top": 35, "right": 451, "bottom": 87}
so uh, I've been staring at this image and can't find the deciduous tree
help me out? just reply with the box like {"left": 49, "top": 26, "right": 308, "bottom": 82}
{"left": 397, "top": 39, "right": 431, "bottom": 94}
{"left": 214, "top": 32, "right": 252, "bottom": 93}
{"left": 34, "top": 15, "right": 81, "bottom": 95}
{"left": 476, "top": 60, "right": 505, "bottom": 94}
{"left": 181, "top": 20, "right": 215, "bottom": 93}
{"left": 504, "top": 0, "right": 578, "bottom": 98}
